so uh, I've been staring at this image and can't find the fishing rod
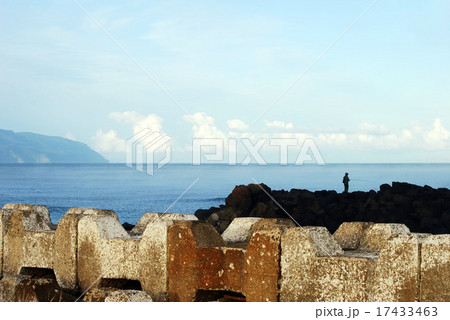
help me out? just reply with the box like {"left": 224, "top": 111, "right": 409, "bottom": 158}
{"left": 350, "top": 178, "right": 378, "bottom": 183}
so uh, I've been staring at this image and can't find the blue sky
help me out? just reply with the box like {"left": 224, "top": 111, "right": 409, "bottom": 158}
{"left": 1, "top": 0, "right": 449, "bottom": 163}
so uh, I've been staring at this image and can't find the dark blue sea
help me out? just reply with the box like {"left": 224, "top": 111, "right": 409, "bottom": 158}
{"left": 0, "top": 163, "right": 449, "bottom": 225}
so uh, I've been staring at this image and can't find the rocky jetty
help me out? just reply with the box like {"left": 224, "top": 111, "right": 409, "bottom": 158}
{"left": 195, "top": 182, "right": 450, "bottom": 235}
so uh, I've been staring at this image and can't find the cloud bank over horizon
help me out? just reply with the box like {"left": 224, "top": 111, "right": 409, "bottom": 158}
{"left": 91, "top": 110, "right": 450, "bottom": 163}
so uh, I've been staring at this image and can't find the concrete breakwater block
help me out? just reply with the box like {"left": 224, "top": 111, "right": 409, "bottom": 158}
{"left": 130, "top": 212, "right": 197, "bottom": 235}
{"left": 359, "top": 223, "right": 411, "bottom": 251}
{"left": 1, "top": 204, "right": 55, "bottom": 277}
{"left": 168, "top": 221, "right": 229, "bottom": 301}
{"left": 168, "top": 220, "right": 289, "bottom": 301}
{"left": 1, "top": 202, "right": 450, "bottom": 302}
{"left": 81, "top": 288, "right": 153, "bottom": 302}
{"left": 420, "top": 235, "right": 450, "bottom": 302}
{"left": 0, "top": 209, "right": 12, "bottom": 279}
{"left": 221, "top": 217, "right": 294, "bottom": 243}
{"left": 280, "top": 226, "right": 374, "bottom": 302}
{"left": 279, "top": 224, "right": 433, "bottom": 302}
{"left": 0, "top": 203, "right": 197, "bottom": 302}
{"left": 77, "top": 212, "right": 197, "bottom": 302}
{"left": 370, "top": 233, "right": 429, "bottom": 302}
{"left": 104, "top": 290, "right": 153, "bottom": 302}
{"left": 81, "top": 287, "right": 116, "bottom": 302}
{"left": 242, "top": 225, "right": 287, "bottom": 302}
{"left": 54, "top": 208, "right": 119, "bottom": 291}
{"left": 221, "top": 217, "right": 263, "bottom": 243}
{"left": 333, "top": 222, "right": 429, "bottom": 301}
{"left": 333, "top": 222, "right": 373, "bottom": 250}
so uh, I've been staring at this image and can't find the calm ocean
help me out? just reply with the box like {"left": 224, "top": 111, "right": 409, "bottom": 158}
{"left": 0, "top": 163, "right": 449, "bottom": 224}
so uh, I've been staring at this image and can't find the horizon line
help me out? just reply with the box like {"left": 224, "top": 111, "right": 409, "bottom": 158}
{"left": 1, "top": 162, "right": 450, "bottom": 165}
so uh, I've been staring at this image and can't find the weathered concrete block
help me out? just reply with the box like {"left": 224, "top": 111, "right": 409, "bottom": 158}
{"left": 221, "top": 217, "right": 263, "bottom": 243}
{"left": 105, "top": 290, "right": 153, "bottom": 302}
{"left": 420, "top": 235, "right": 450, "bottom": 302}
{"left": 243, "top": 226, "right": 286, "bottom": 302}
{"left": 332, "top": 223, "right": 429, "bottom": 302}
{"left": 280, "top": 226, "right": 374, "bottom": 302}
{"left": 77, "top": 214, "right": 139, "bottom": 293}
{"left": 360, "top": 223, "right": 410, "bottom": 251}
{"left": 138, "top": 217, "right": 197, "bottom": 302}
{"left": 54, "top": 213, "right": 83, "bottom": 291}
{"left": 77, "top": 212, "right": 196, "bottom": 301}
{"left": 54, "top": 208, "right": 119, "bottom": 291}
{"left": 0, "top": 209, "right": 13, "bottom": 279}
{"left": 134, "top": 213, "right": 196, "bottom": 302}
{"left": 168, "top": 221, "right": 231, "bottom": 301}
{"left": 2, "top": 204, "right": 53, "bottom": 231}
{"left": 333, "top": 222, "right": 373, "bottom": 250}
{"left": 1, "top": 200, "right": 447, "bottom": 303}
{"left": 130, "top": 212, "right": 196, "bottom": 235}
{"left": 2, "top": 204, "right": 55, "bottom": 276}
{"left": 221, "top": 217, "right": 294, "bottom": 243}
{"left": 370, "top": 233, "right": 428, "bottom": 302}
{"left": 81, "top": 287, "right": 116, "bottom": 302}
{"left": 168, "top": 220, "right": 293, "bottom": 302}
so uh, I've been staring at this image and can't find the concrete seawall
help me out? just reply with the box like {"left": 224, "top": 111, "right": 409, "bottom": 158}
{"left": 0, "top": 204, "right": 448, "bottom": 302}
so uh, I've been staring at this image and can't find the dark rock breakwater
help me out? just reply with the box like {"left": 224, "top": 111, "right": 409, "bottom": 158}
{"left": 194, "top": 182, "right": 450, "bottom": 235}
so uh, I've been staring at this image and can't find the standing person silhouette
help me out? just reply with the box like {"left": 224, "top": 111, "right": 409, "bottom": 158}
{"left": 343, "top": 173, "right": 350, "bottom": 193}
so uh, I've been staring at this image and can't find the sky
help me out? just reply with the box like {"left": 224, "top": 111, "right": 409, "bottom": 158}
{"left": 0, "top": 0, "right": 449, "bottom": 163}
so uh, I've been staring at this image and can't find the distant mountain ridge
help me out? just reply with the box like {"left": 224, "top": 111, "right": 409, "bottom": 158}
{"left": 0, "top": 129, "right": 107, "bottom": 163}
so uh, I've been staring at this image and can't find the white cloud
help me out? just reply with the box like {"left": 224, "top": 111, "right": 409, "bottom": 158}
{"left": 92, "top": 129, "right": 126, "bottom": 153}
{"left": 316, "top": 133, "right": 350, "bottom": 147}
{"left": 358, "top": 122, "right": 389, "bottom": 135}
{"left": 183, "top": 112, "right": 226, "bottom": 139}
{"left": 109, "top": 111, "right": 163, "bottom": 134}
{"left": 316, "top": 126, "right": 412, "bottom": 150}
{"left": 91, "top": 111, "right": 166, "bottom": 159}
{"left": 183, "top": 116, "right": 442, "bottom": 153}
{"left": 95, "top": 113, "right": 448, "bottom": 163}
{"left": 264, "top": 120, "right": 293, "bottom": 130}
{"left": 424, "top": 118, "right": 449, "bottom": 149}
{"left": 313, "top": 119, "right": 450, "bottom": 151}
{"left": 183, "top": 116, "right": 449, "bottom": 156}
{"left": 227, "top": 119, "right": 248, "bottom": 131}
